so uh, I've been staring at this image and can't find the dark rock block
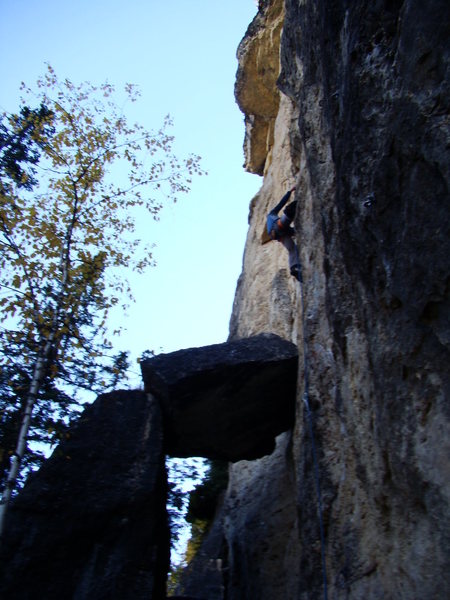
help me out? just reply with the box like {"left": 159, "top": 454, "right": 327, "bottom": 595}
{"left": 141, "top": 333, "right": 298, "bottom": 462}
{"left": 0, "top": 391, "right": 168, "bottom": 600}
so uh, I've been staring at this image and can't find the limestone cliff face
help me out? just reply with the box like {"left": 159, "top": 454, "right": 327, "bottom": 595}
{"left": 223, "top": 1, "right": 450, "bottom": 599}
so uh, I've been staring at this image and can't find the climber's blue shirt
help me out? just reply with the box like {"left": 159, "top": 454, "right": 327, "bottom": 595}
{"left": 266, "top": 212, "right": 280, "bottom": 236}
{"left": 267, "top": 189, "right": 293, "bottom": 238}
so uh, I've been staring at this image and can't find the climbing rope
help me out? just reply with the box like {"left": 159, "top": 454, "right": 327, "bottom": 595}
{"left": 296, "top": 248, "right": 329, "bottom": 600}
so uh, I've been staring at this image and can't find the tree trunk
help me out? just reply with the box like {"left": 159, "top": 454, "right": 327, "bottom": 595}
{"left": 0, "top": 342, "right": 51, "bottom": 541}
{"left": 0, "top": 187, "right": 76, "bottom": 542}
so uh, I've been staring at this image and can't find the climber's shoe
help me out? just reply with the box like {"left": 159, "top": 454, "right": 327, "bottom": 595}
{"left": 290, "top": 264, "right": 302, "bottom": 282}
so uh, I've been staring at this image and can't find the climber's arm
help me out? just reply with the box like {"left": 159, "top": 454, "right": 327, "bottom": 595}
{"left": 268, "top": 188, "right": 295, "bottom": 216}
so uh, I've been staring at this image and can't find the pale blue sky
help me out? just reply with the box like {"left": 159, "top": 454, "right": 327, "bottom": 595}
{"left": 0, "top": 0, "right": 261, "bottom": 385}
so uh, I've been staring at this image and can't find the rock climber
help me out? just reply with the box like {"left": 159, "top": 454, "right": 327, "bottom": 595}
{"left": 264, "top": 186, "right": 302, "bottom": 282}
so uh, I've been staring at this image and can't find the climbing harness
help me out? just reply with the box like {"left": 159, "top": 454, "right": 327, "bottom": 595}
{"left": 296, "top": 246, "right": 329, "bottom": 600}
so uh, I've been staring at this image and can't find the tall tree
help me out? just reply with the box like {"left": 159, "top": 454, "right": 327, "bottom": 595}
{"left": 0, "top": 65, "right": 204, "bottom": 538}
{"left": 0, "top": 102, "right": 60, "bottom": 491}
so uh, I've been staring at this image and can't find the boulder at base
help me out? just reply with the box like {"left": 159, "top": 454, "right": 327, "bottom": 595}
{"left": 0, "top": 390, "right": 168, "bottom": 600}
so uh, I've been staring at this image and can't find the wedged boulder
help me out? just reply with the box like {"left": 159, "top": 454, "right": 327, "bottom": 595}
{"left": 141, "top": 333, "right": 298, "bottom": 462}
{"left": 0, "top": 391, "right": 168, "bottom": 600}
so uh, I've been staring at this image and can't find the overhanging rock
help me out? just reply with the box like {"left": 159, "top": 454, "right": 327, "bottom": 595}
{"left": 141, "top": 333, "right": 298, "bottom": 462}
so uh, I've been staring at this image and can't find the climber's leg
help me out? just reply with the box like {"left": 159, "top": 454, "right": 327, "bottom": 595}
{"left": 280, "top": 235, "right": 302, "bottom": 281}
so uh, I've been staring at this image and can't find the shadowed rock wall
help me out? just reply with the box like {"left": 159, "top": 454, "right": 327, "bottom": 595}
{"left": 0, "top": 391, "right": 168, "bottom": 600}
{"left": 141, "top": 333, "right": 298, "bottom": 462}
